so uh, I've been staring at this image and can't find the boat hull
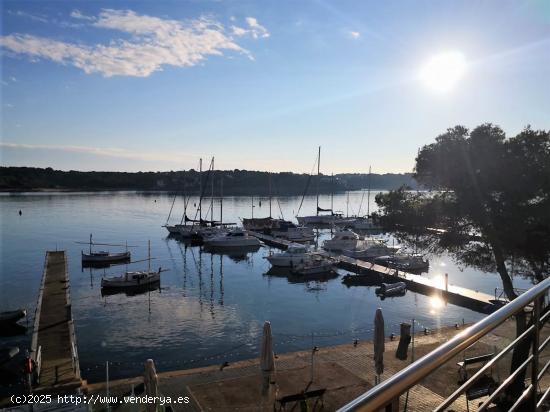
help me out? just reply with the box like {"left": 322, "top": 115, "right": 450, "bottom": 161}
{"left": 82, "top": 251, "right": 131, "bottom": 263}
{"left": 101, "top": 271, "right": 161, "bottom": 288}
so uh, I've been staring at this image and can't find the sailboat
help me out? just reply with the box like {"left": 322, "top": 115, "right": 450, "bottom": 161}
{"left": 296, "top": 147, "right": 343, "bottom": 225}
{"left": 340, "top": 166, "right": 382, "bottom": 231}
{"left": 101, "top": 241, "right": 167, "bottom": 290}
{"left": 163, "top": 170, "right": 191, "bottom": 235}
{"left": 78, "top": 234, "right": 132, "bottom": 264}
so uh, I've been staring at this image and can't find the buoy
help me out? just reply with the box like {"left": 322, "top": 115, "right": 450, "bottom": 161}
{"left": 19, "top": 210, "right": 22, "bottom": 216}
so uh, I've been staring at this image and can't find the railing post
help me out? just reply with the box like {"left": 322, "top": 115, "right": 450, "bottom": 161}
{"left": 530, "top": 296, "right": 540, "bottom": 411}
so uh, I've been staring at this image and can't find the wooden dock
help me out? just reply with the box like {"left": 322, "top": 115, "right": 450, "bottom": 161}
{"left": 31, "top": 251, "right": 83, "bottom": 393}
{"left": 249, "top": 231, "right": 497, "bottom": 313}
{"left": 334, "top": 254, "right": 497, "bottom": 313}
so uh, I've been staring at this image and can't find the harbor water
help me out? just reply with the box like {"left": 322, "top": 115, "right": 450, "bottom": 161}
{"left": 0, "top": 191, "right": 534, "bottom": 383}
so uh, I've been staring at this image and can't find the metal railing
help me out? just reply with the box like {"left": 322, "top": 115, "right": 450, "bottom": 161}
{"left": 337, "top": 277, "right": 550, "bottom": 412}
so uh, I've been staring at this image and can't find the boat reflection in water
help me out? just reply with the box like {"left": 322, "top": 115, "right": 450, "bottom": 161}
{"left": 265, "top": 266, "right": 339, "bottom": 284}
{"left": 202, "top": 244, "right": 261, "bottom": 263}
{"left": 101, "top": 280, "right": 161, "bottom": 297}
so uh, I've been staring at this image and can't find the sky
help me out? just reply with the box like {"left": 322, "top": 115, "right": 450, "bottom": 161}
{"left": 1, "top": 0, "right": 549, "bottom": 173}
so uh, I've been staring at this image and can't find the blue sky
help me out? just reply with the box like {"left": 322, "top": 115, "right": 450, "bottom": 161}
{"left": 1, "top": 0, "right": 549, "bottom": 173}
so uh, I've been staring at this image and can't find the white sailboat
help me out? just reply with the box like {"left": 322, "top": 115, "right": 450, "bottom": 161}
{"left": 296, "top": 147, "right": 343, "bottom": 226}
{"left": 79, "top": 234, "right": 132, "bottom": 263}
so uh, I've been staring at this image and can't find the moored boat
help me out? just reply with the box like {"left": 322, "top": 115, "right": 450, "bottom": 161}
{"left": 101, "top": 269, "right": 162, "bottom": 289}
{"left": 374, "top": 253, "right": 429, "bottom": 271}
{"left": 0, "top": 309, "right": 26, "bottom": 325}
{"left": 342, "top": 238, "right": 397, "bottom": 259}
{"left": 82, "top": 250, "right": 131, "bottom": 263}
{"left": 323, "top": 229, "right": 364, "bottom": 252}
{"left": 203, "top": 228, "right": 261, "bottom": 248}
{"left": 375, "top": 282, "right": 407, "bottom": 296}
{"left": 291, "top": 259, "right": 335, "bottom": 276}
{"left": 266, "top": 244, "right": 315, "bottom": 267}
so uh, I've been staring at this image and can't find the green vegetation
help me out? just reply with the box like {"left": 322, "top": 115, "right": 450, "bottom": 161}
{"left": 0, "top": 167, "right": 417, "bottom": 195}
{"left": 375, "top": 124, "right": 550, "bottom": 406}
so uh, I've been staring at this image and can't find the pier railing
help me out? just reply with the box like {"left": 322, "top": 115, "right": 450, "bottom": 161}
{"left": 337, "top": 276, "right": 550, "bottom": 412}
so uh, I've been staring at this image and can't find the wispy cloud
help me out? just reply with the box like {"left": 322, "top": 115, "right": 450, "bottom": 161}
{"left": 0, "top": 142, "right": 195, "bottom": 163}
{"left": 232, "top": 16, "right": 270, "bottom": 39}
{"left": 0, "top": 9, "right": 269, "bottom": 77}
{"left": 348, "top": 31, "right": 361, "bottom": 39}
{"left": 8, "top": 10, "right": 49, "bottom": 23}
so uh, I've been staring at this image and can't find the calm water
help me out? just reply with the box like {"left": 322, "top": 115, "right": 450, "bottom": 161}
{"left": 0, "top": 191, "right": 533, "bottom": 383}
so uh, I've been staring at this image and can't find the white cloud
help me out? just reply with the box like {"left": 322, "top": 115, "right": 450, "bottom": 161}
{"left": 8, "top": 10, "right": 48, "bottom": 23}
{"left": 0, "top": 142, "right": 193, "bottom": 163}
{"left": 231, "top": 16, "right": 270, "bottom": 39}
{"left": 70, "top": 10, "right": 95, "bottom": 21}
{"left": 1, "top": 9, "right": 269, "bottom": 77}
{"left": 349, "top": 31, "right": 361, "bottom": 39}
{"left": 4, "top": 103, "right": 14, "bottom": 108}
{"left": 10, "top": 76, "right": 17, "bottom": 82}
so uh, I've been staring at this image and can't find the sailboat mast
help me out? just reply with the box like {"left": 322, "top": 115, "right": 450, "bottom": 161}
{"left": 199, "top": 158, "right": 202, "bottom": 222}
{"left": 316, "top": 146, "right": 321, "bottom": 216}
{"left": 331, "top": 173, "right": 334, "bottom": 212}
{"left": 268, "top": 173, "right": 272, "bottom": 218}
{"left": 148, "top": 240, "right": 151, "bottom": 272}
{"left": 211, "top": 157, "right": 214, "bottom": 224}
{"left": 89, "top": 233, "right": 92, "bottom": 255}
{"left": 220, "top": 175, "right": 223, "bottom": 224}
{"left": 251, "top": 195, "right": 254, "bottom": 219}
{"left": 367, "top": 165, "right": 372, "bottom": 217}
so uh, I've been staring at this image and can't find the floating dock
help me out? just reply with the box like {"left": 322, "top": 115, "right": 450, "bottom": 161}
{"left": 31, "top": 251, "right": 83, "bottom": 393}
{"left": 249, "top": 231, "right": 497, "bottom": 313}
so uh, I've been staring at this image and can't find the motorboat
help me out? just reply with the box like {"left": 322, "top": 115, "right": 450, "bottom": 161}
{"left": 341, "top": 216, "right": 382, "bottom": 231}
{"left": 266, "top": 244, "right": 315, "bottom": 267}
{"left": 323, "top": 229, "right": 364, "bottom": 252}
{"left": 203, "top": 229, "right": 261, "bottom": 248}
{"left": 271, "top": 222, "right": 315, "bottom": 242}
{"left": 376, "top": 282, "right": 407, "bottom": 296}
{"left": 101, "top": 269, "right": 162, "bottom": 289}
{"left": 342, "top": 238, "right": 396, "bottom": 259}
{"left": 291, "top": 258, "right": 335, "bottom": 276}
{"left": 0, "top": 309, "right": 26, "bottom": 325}
{"left": 374, "top": 253, "right": 429, "bottom": 271}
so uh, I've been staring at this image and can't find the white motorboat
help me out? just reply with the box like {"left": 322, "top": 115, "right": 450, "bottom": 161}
{"left": 375, "top": 282, "right": 407, "bottom": 296}
{"left": 342, "top": 238, "right": 396, "bottom": 259}
{"left": 323, "top": 229, "right": 364, "bottom": 252}
{"left": 266, "top": 244, "right": 315, "bottom": 267}
{"left": 203, "top": 229, "right": 261, "bottom": 248}
{"left": 271, "top": 222, "right": 315, "bottom": 242}
{"left": 101, "top": 269, "right": 161, "bottom": 289}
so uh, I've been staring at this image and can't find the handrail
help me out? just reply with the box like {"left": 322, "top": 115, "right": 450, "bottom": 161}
{"left": 337, "top": 276, "right": 550, "bottom": 412}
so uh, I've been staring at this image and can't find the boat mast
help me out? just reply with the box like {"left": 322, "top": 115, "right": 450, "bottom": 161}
{"left": 346, "top": 191, "right": 349, "bottom": 218}
{"left": 148, "top": 240, "right": 151, "bottom": 272}
{"left": 199, "top": 158, "right": 202, "bottom": 223}
{"left": 316, "top": 146, "right": 321, "bottom": 216}
{"left": 268, "top": 173, "right": 272, "bottom": 219}
{"left": 331, "top": 172, "right": 334, "bottom": 213}
{"left": 251, "top": 195, "right": 254, "bottom": 219}
{"left": 89, "top": 233, "right": 92, "bottom": 255}
{"left": 211, "top": 157, "right": 214, "bottom": 224}
{"left": 220, "top": 174, "right": 223, "bottom": 224}
{"left": 367, "top": 165, "right": 372, "bottom": 217}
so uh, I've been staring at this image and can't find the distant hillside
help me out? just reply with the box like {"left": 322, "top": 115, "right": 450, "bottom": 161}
{"left": 0, "top": 166, "right": 418, "bottom": 195}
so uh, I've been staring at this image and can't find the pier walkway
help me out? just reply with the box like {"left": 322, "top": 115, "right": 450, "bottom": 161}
{"left": 249, "top": 230, "right": 497, "bottom": 313}
{"left": 31, "top": 251, "right": 83, "bottom": 393}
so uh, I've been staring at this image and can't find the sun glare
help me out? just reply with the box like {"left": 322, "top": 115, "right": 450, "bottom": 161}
{"left": 420, "top": 51, "right": 467, "bottom": 93}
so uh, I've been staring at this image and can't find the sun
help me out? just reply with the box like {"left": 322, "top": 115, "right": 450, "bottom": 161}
{"left": 419, "top": 51, "right": 467, "bottom": 93}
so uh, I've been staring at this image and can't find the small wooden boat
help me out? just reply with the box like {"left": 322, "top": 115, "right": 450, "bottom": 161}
{"left": 376, "top": 282, "right": 407, "bottom": 296}
{"left": 101, "top": 269, "right": 162, "bottom": 289}
{"left": 77, "top": 234, "right": 134, "bottom": 264}
{"left": 0, "top": 309, "right": 26, "bottom": 325}
{"left": 82, "top": 250, "right": 131, "bottom": 263}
